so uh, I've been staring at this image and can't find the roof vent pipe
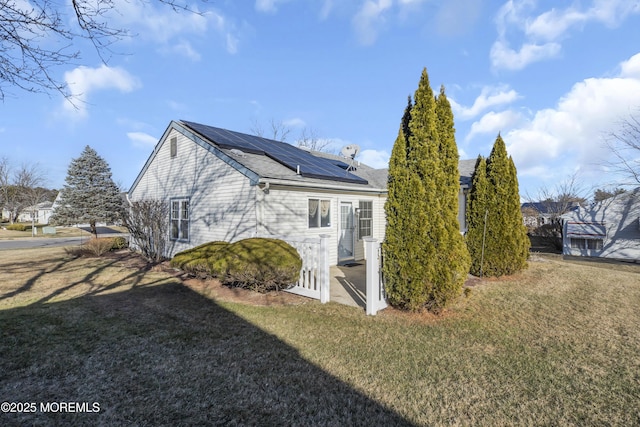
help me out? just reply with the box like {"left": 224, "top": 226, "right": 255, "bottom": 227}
{"left": 296, "top": 165, "right": 300, "bottom": 175}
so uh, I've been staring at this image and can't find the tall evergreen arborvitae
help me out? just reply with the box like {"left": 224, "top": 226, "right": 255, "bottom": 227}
{"left": 466, "top": 156, "right": 491, "bottom": 276}
{"left": 383, "top": 96, "right": 428, "bottom": 308}
{"left": 435, "top": 86, "right": 460, "bottom": 214}
{"left": 432, "top": 85, "right": 471, "bottom": 307}
{"left": 50, "top": 146, "right": 124, "bottom": 237}
{"left": 383, "top": 68, "right": 470, "bottom": 311}
{"left": 466, "top": 135, "right": 529, "bottom": 276}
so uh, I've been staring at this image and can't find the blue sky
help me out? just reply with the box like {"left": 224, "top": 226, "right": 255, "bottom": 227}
{"left": 2, "top": 0, "right": 640, "bottom": 199}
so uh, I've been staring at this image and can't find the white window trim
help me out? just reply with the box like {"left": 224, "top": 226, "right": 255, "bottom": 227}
{"left": 358, "top": 200, "right": 373, "bottom": 240}
{"left": 170, "top": 197, "right": 190, "bottom": 241}
{"left": 308, "top": 198, "right": 331, "bottom": 229}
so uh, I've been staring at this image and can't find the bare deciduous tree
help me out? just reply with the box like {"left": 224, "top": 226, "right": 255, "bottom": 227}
{"left": 0, "top": 157, "right": 10, "bottom": 220}
{"left": 296, "top": 127, "right": 335, "bottom": 153}
{"left": 0, "top": 159, "right": 48, "bottom": 226}
{"left": 0, "top": 0, "right": 201, "bottom": 100}
{"left": 124, "top": 199, "right": 169, "bottom": 262}
{"left": 524, "top": 173, "right": 589, "bottom": 250}
{"left": 250, "top": 118, "right": 335, "bottom": 153}
{"left": 603, "top": 110, "right": 640, "bottom": 185}
{"left": 250, "top": 118, "right": 292, "bottom": 142}
{"left": 16, "top": 163, "right": 48, "bottom": 235}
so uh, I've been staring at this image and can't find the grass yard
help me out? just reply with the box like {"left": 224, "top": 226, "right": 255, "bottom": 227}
{"left": 0, "top": 225, "right": 128, "bottom": 239}
{"left": 0, "top": 226, "right": 93, "bottom": 239}
{"left": 1, "top": 248, "right": 639, "bottom": 426}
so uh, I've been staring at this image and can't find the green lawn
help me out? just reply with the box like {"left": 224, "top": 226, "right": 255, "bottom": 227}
{"left": 0, "top": 225, "right": 127, "bottom": 239}
{"left": 1, "top": 247, "right": 639, "bottom": 426}
{"left": 0, "top": 226, "right": 91, "bottom": 239}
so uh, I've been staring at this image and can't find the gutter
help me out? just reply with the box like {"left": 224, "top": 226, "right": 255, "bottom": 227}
{"left": 258, "top": 178, "right": 387, "bottom": 195}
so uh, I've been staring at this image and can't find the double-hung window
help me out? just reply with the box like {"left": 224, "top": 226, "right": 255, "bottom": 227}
{"left": 309, "top": 199, "right": 331, "bottom": 228}
{"left": 358, "top": 201, "right": 372, "bottom": 239}
{"left": 570, "top": 238, "right": 603, "bottom": 250}
{"left": 171, "top": 198, "right": 190, "bottom": 241}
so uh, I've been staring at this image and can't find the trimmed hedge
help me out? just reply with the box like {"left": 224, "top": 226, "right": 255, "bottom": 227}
{"left": 224, "top": 238, "right": 302, "bottom": 292}
{"left": 170, "top": 241, "right": 231, "bottom": 279}
{"left": 111, "top": 236, "right": 129, "bottom": 250}
{"left": 171, "top": 238, "right": 302, "bottom": 293}
{"left": 6, "top": 224, "right": 27, "bottom": 231}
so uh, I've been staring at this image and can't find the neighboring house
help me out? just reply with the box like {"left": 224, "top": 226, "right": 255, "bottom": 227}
{"left": 17, "top": 201, "right": 54, "bottom": 224}
{"left": 562, "top": 187, "right": 640, "bottom": 261}
{"left": 520, "top": 201, "right": 580, "bottom": 229}
{"left": 521, "top": 202, "right": 555, "bottom": 229}
{"left": 128, "top": 120, "right": 474, "bottom": 265}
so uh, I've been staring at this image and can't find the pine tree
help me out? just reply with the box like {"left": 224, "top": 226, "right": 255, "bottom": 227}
{"left": 466, "top": 135, "right": 529, "bottom": 276}
{"left": 383, "top": 69, "right": 470, "bottom": 311}
{"left": 50, "top": 146, "right": 124, "bottom": 237}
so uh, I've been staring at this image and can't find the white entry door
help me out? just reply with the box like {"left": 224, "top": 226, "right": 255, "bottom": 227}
{"left": 339, "top": 202, "right": 355, "bottom": 262}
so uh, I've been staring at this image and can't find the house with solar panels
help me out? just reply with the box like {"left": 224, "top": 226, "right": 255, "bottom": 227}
{"left": 561, "top": 187, "right": 640, "bottom": 261}
{"left": 128, "top": 120, "right": 475, "bottom": 265}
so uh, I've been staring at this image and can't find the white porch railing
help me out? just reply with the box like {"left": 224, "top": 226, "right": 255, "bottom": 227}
{"left": 364, "top": 237, "right": 387, "bottom": 315}
{"left": 264, "top": 234, "right": 330, "bottom": 303}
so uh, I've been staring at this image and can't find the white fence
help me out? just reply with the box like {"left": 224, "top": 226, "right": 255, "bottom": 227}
{"left": 364, "top": 237, "right": 387, "bottom": 315}
{"left": 263, "top": 234, "right": 387, "bottom": 313}
{"left": 268, "top": 234, "right": 330, "bottom": 303}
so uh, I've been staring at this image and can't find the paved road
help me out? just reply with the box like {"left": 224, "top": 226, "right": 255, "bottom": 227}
{"left": 0, "top": 236, "right": 87, "bottom": 250}
{"left": 0, "top": 227, "right": 129, "bottom": 251}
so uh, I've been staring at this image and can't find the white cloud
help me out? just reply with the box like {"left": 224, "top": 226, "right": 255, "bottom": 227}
{"left": 503, "top": 52, "right": 640, "bottom": 188}
{"left": 105, "top": 0, "right": 240, "bottom": 55}
{"left": 490, "top": 39, "right": 561, "bottom": 71}
{"left": 167, "top": 100, "right": 187, "bottom": 111}
{"left": 62, "top": 65, "right": 140, "bottom": 117}
{"left": 320, "top": 0, "right": 334, "bottom": 20}
{"left": 434, "top": 0, "right": 482, "bottom": 37}
{"left": 283, "top": 118, "right": 306, "bottom": 128}
{"left": 127, "top": 132, "right": 158, "bottom": 148}
{"left": 255, "top": 0, "right": 291, "bottom": 13}
{"left": 525, "top": 7, "right": 586, "bottom": 41}
{"left": 352, "top": 0, "right": 393, "bottom": 45}
{"left": 451, "top": 85, "right": 520, "bottom": 120}
{"left": 358, "top": 149, "right": 390, "bottom": 168}
{"left": 587, "top": 0, "right": 640, "bottom": 27}
{"left": 620, "top": 52, "right": 640, "bottom": 78}
{"left": 108, "top": 0, "right": 208, "bottom": 43}
{"left": 492, "top": 0, "right": 640, "bottom": 71}
{"left": 465, "top": 110, "right": 523, "bottom": 142}
{"left": 169, "top": 40, "right": 202, "bottom": 61}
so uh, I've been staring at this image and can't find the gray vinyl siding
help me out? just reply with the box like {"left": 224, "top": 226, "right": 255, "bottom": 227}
{"left": 129, "top": 128, "right": 257, "bottom": 258}
{"left": 562, "top": 190, "right": 640, "bottom": 261}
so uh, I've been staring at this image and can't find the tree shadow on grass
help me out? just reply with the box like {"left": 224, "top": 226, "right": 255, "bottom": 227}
{"left": 0, "top": 282, "right": 414, "bottom": 426}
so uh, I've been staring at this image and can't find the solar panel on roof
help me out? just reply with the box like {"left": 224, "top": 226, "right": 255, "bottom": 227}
{"left": 181, "top": 121, "right": 368, "bottom": 185}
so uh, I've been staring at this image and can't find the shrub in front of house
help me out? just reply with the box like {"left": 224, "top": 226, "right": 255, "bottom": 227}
{"left": 6, "top": 224, "right": 27, "bottom": 231}
{"left": 65, "top": 237, "right": 129, "bottom": 257}
{"left": 170, "top": 241, "right": 231, "bottom": 279}
{"left": 171, "top": 238, "right": 302, "bottom": 292}
{"left": 110, "top": 236, "right": 129, "bottom": 250}
{"left": 83, "top": 238, "right": 118, "bottom": 256}
{"left": 223, "top": 238, "right": 302, "bottom": 293}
